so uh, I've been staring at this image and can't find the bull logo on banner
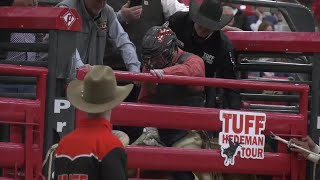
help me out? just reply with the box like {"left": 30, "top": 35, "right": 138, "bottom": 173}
{"left": 218, "top": 110, "right": 266, "bottom": 166}
{"left": 221, "top": 139, "right": 242, "bottom": 166}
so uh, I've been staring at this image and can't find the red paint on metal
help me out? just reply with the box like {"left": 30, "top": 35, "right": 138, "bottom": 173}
{"left": 76, "top": 70, "right": 308, "bottom": 179}
{"left": 77, "top": 70, "right": 309, "bottom": 93}
{"left": 0, "top": 143, "right": 40, "bottom": 167}
{"left": 110, "top": 103, "right": 305, "bottom": 135}
{"left": 0, "top": 65, "right": 47, "bottom": 179}
{"left": 225, "top": 31, "right": 320, "bottom": 53}
{"left": 0, "top": 7, "right": 82, "bottom": 32}
{"left": 126, "top": 146, "right": 291, "bottom": 175}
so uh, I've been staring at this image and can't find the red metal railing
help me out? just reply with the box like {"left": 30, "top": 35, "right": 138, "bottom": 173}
{"left": 225, "top": 32, "right": 320, "bottom": 53}
{"left": 0, "top": 65, "right": 48, "bottom": 180}
{"left": 77, "top": 69, "right": 309, "bottom": 180}
{"left": 0, "top": 7, "right": 82, "bottom": 32}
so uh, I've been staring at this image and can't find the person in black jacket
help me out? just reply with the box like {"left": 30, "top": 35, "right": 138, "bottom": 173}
{"left": 54, "top": 66, "right": 133, "bottom": 180}
{"left": 169, "top": 0, "right": 241, "bottom": 109}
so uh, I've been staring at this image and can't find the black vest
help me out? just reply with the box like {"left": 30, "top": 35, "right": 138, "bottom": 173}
{"left": 148, "top": 52, "right": 205, "bottom": 146}
{"left": 105, "top": 0, "right": 164, "bottom": 70}
{"left": 149, "top": 52, "right": 204, "bottom": 106}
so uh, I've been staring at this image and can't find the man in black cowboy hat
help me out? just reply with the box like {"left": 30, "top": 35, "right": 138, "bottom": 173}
{"left": 54, "top": 66, "right": 133, "bottom": 180}
{"left": 168, "top": 0, "right": 240, "bottom": 109}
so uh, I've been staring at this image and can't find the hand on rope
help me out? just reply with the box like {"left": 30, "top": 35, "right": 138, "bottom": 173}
{"left": 290, "top": 136, "right": 320, "bottom": 162}
{"left": 132, "top": 127, "right": 164, "bottom": 146}
{"left": 270, "top": 132, "right": 320, "bottom": 163}
{"left": 270, "top": 132, "right": 320, "bottom": 180}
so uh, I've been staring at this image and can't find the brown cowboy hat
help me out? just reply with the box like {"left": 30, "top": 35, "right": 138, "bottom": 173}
{"left": 189, "top": 0, "right": 233, "bottom": 30}
{"left": 67, "top": 65, "right": 133, "bottom": 113}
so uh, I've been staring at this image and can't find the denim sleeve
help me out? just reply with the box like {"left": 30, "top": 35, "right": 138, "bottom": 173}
{"left": 106, "top": 5, "right": 141, "bottom": 72}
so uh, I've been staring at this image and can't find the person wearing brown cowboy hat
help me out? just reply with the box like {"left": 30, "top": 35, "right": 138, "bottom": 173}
{"left": 168, "top": 0, "right": 240, "bottom": 110}
{"left": 54, "top": 65, "right": 133, "bottom": 180}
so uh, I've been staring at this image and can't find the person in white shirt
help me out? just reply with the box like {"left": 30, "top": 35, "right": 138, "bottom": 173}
{"left": 247, "top": 7, "right": 277, "bottom": 31}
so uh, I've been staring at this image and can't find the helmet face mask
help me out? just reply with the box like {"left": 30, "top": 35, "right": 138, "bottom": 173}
{"left": 142, "top": 26, "right": 178, "bottom": 70}
{"left": 143, "top": 49, "right": 173, "bottom": 70}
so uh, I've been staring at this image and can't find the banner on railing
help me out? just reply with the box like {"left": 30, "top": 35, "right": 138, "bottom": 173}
{"left": 219, "top": 110, "right": 266, "bottom": 166}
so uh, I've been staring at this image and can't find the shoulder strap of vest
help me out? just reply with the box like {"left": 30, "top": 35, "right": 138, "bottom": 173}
{"left": 176, "top": 52, "right": 193, "bottom": 64}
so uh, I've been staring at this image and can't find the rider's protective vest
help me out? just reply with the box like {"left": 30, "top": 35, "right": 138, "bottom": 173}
{"left": 149, "top": 52, "right": 205, "bottom": 146}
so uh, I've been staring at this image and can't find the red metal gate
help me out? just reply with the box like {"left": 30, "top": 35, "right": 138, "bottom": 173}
{"left": 77, "top": 69, "right": 309, "bottom": 180}
{"left": 0, "top": 65, "right": 47, "bottom": 180}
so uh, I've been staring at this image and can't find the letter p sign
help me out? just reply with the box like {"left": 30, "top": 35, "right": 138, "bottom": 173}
{"left": 54, "top": 99, "right": 71, "bottom": 113}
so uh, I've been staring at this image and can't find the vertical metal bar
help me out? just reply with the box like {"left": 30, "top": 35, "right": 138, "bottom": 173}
{"left": 299, "top": 86, "right": 309, "bottom": 136}
{"left": 24, "top": 108, "right": 33, "bottom": 180}
{"left": 36, "top": 69, "right": 48, "bottom": 175}
{"left": 43, "top": 30, "right": 58, "bottom": 156}
{"left": 291, "top": 87, "right": 309, "bottom": 180}
{"left": 44, "top": 30, "right": 76, "bottom": 155}
{"left": 310, "top": 53, "right": 320, "bottom": 179}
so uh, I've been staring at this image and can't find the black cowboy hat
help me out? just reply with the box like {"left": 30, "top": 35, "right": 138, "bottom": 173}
{"left": 189, "top": 0, "right": 233, "bottom": 30}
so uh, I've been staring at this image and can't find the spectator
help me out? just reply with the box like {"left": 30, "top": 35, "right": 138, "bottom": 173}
{"left": 291, "top": 136, "right": 320, "bottom": 164}
{"left": 169, "top": 0, "right": 241, "bottom": 109}
{"left": 223, "top": 6, "right": 236, "bottom": 27}
{"left": 223, "top": 5, "right": 247, "bottom": 30}
{"left": 258, "top": 21, "right": 275, "bottom": 31}
{"left": 57, "top": 0, "right": 141, "bottom": 72}
{"left": 222, "top": 5, "right": 242, "bottom": 31}
{"left": 246, "top": 7, "right": 278, "bottom": 31}
{"left": 231, "top": 5, "right": 248, "bottom": 30}
{"left": 134, "top": 25, "right": 205, "bottom": 180}
{"left": 54, "top": 65, "right": 133, "bottom": 180}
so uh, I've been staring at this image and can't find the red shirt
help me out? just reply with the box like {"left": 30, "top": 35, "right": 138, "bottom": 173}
{"left": 138, "top": 48, "right": 205, "bottom": 103}
{"left": 55, "top": 118, "right": 127, "bottom": 180}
